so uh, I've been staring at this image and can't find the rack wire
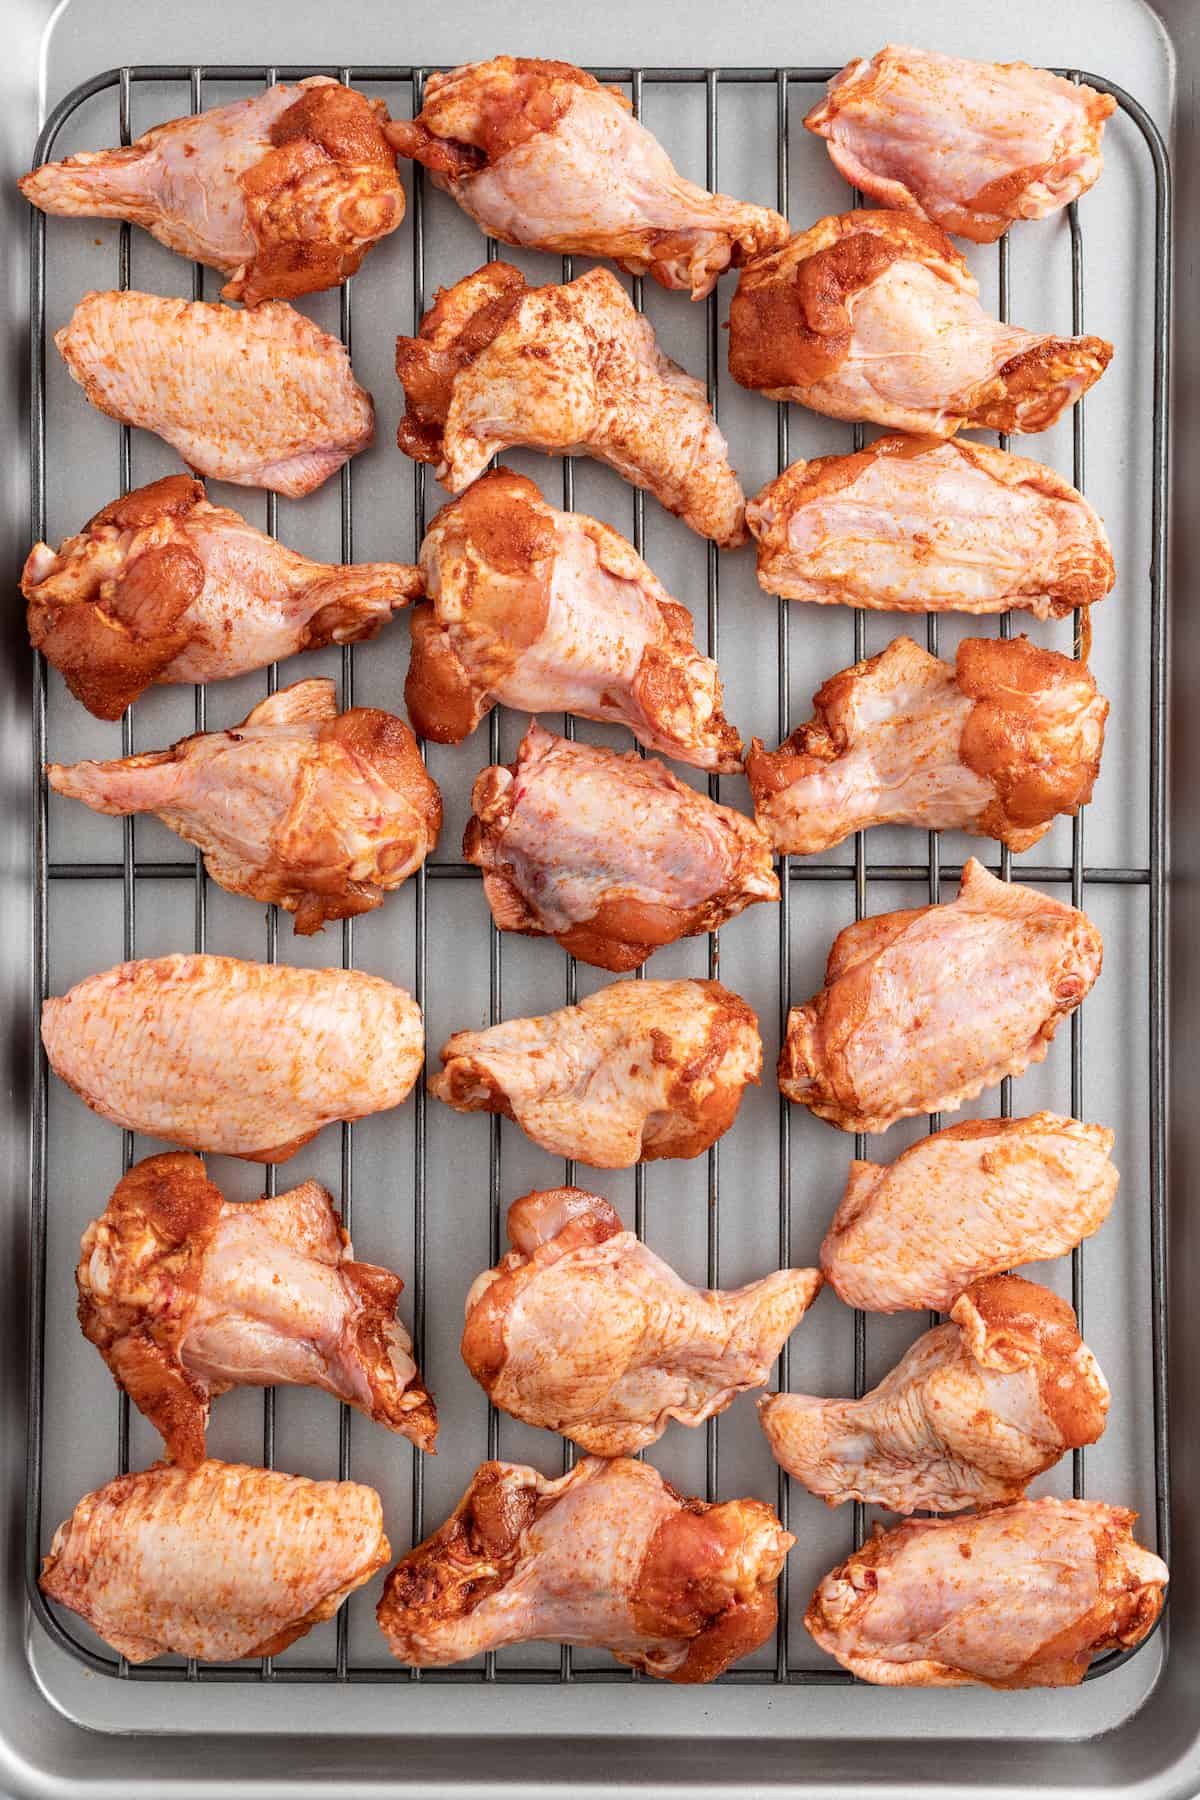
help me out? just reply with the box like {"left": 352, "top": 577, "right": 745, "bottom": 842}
{"left": 24, "top": 63, "right": 1170, "bottom": 1687}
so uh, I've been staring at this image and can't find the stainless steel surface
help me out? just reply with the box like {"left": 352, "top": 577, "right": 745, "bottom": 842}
{"left": 0, "top": 1, "right": 1192, "bottom": 1796}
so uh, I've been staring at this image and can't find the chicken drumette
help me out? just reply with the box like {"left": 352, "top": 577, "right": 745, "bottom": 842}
{"left": 78, "top": 1152, "right": 435, "bottom": 1462}
{"left": 377, "top": 1455, "right": 792, "bottom": 1681}
{"left": 395, "top": 264, "right": 746, "bottom": 544}
{"left": 463, "top": 1186, "right": 821, "bottom": 1455}
{"left": 20, "top": 78, "right": 404, "bottom": 305}
{"left": 728, "top": 212, "right": 1111, "bottom": 436}
{"left": 48, "top": 678, "right": 441, "bottom": 934}
{"left": 387, "top": 56, "right": 787, "bottom": 299}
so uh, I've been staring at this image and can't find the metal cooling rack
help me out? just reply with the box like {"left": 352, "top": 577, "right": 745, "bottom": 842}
{"left": 24, "top": 63, "right": 1171, "bottom": 1687}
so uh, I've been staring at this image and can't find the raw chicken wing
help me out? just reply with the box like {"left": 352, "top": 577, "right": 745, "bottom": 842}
{"left": 406, "top": 469, "right": 741, "bottom": 770}
{"left": 395, "top": 263, "right": 746, "bottom": 544}
{"left": 57, "top": 291, "right": 373, "bottom": 496}
{"left": 805, "top": 48, "right": 1115, "bottom": 243}
{"left": 23, "top": 476, "right": 421, "bottom": 719}
{"left": 820, "top": 1113, "right": 1118, "bottom": 1313}
{"left": 746, "top": 435, "right": 1115, "bottom": 616}
{"left": 430, "top": 977, "right": 761, "bottom": 1167}
{"left": 377, "top": 1455, "right": 792, "bottom": 1681}
{"left": 387, "top": 57, "right": 787, "bottom": 299}
{"left": 78, "top": 1152, "right": 435, "bottom": 1463}
{"left": 727, "top": 212, "right": 1111, "bottom": 436}
{"left": 778, "top": 859, "right": 1103, "bottom": 1132}
{"left": 746, "top": 636, "right": 1108, "bottom": 855}
{"left": 42, "top": 953, "right": 424, "bottom": 1161}
{"left": 760, "top": 1274, "right": 1108, "bottom": 1512}
{"left": 21, "top": 78, "right": 404, "bottom": 305}
{"left": 805, "top": 1499, "right": 1166, "bottom": 1687}
{"left": 466, "top": 721, "right": 776, "bottom": 969}
{"left": 462, "top": 1186, "right": 821, "bottom": 1454}
{"left": 41, "top": 1459, "right": 389, "bottom": 1663}
{"left": 48, "top": 678, "right": 441, "bottom": 934}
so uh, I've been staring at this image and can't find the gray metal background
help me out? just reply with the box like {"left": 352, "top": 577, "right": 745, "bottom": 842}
{"left": 0, "top": 1, "right": 1194, "bottom": 1796}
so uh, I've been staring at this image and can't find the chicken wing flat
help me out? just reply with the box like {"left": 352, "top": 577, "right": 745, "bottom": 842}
{"left": 57, "top": 291, "right": 373, "bottom": 496}
{"left": 760, "top": 1275, "right": 1108, "bottom": 1513}
{"left": 462, "top": 1186, "right": 821, "bottom": 1454}
{"left": 805, "top": 1499, "right": 1166, "bottom": 1687}
{"left": 466, "top": 721, "right": 776, "bottom": 970}
{"left": 41, "top": 1459, "right": 389, "bottom": 1663}
{"left": 21, "top": 78, "right": 404, "bottom": 305}
{"left": 728, "top": 212, "right": 1111, "bottom": 436}
{"left": 78, "top": 1152, "right": 435, "bottom": 1463}
{"left": 430, "top": 977, "right": 761, "bottom": 1167}
{"left": 820, "top": 1113, "right": 1118, "bottom": 1313}
{"left": 395, "top": 263, "right": 746, "bottom": 544}
{"left": 386, "top": 57, "right": 787, "bottom": 299}
{"left": 778, "top": 859, "right": 1103, "bottom": 1133}
{"left": 405, "top": 469, "right": 742, "bottom": 770}
{"left": 42, "top": 953, "right": 424, "bottom": 1161}
{"left": 746, "top": 435, "right": 1115, "bottom": 616}
{"left": 48, "top": 678, "right": 441, "bottom": 934}
{"left": 23, "top": 476, "right": 421, "bottom": 719}
{"left": 377, "top": 1455, "right": 792, "bottom": 1681}
{"left": 805, "top": 48, "right": 1114, "bottom": 245}
{"left": 746, "top": 636, "right": 1108, "bottom": 856}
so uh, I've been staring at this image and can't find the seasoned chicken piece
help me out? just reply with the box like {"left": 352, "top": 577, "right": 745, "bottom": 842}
{"left": 395, "top": 263, "right": 746, "bottom": 544}
{"left": 20, "top": 78, "right": 404, "bottom": 305}
{"left": 22, "top": 476, "right": 421, "bottom": 719}
{"left": 779, "top": 859, "right": 1102, "bottom": 1133}
{"left": 47, "top": 679, "right": 441, "bottom": 934}
{"left": 77, "top": 1152, "right": 435, "bottom": 1463}
{"left": 760, "top": 1275, "right": 1108, "bottom": 1512}
{"left": 42, "top": 954, "right": 424, "bottom": 1161}
{"left": 820, "top": 1113, "right": 1118, "bottom": 1313}
{"left": 805, "top": 1499, "right": 1167, "bottom": 1687}
{"left": 406, "top": 469, "right": 741, "bottom": 771}
{"left": 430, "top": 977, "right": 761, "bottom": 1168}
{"left": 805, "top": 48, "right": 1115, "bottom": 244}
{"left": 40, "top": 1459, "right": 389, "bottom": 1663}
{"left": 746, "top": 435, "right": 1115, "bottom": 617}
{"left": 377, "top": 1455, "right": 792, "bottom": 1681}
{"left": 466, "top": 722, "right": 776, "bottom": 970}
{"left": 57, "top": 291, "right": 373, "bottom": 496}
{"left": 728, "top": 212, "right": 1111, "bottom": 436}
{"left": 387, "top": 57, "right": 787, "bottom": 300}
{"left": 463, "top": 1186, "right": 821, "bottom": 1454}
{"left": 746, "top": 636, "right": 1108, "bottom": 856}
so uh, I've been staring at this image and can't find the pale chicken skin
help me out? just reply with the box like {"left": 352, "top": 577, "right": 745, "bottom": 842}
{"left": 48, "top": 678, "right": 441, "bottom": 934}
{"left": 387, "top": 57, "right": 788, "bottom": 299}
{"left": 728, "top": 212, "right": 1111, "bottom": 436}
{"left": 466, "top": 722, "right": 777, "bottom": 970}
{"left": 806, "top": 1499, "right": 1167, "bottom": 1687}
{"left": 377, "top": 1455, "right": 792, "bottom": 1681}
{"left": 57, "top": 291, "right": 374, "bottom": 497}
{"left": 78, "top": 1152, "right": 435, "bottom": 1464}
{"left": 779, "top": 859, "right": 1103, "bottom": 1133}
{"left": 806, "top": 48, "right": 1115, "bottom": 244}
{"left": 20, "top": 78, "right": 404, "bottom": 305}
{"left": 745, "top": 435, "right": 1115, "bottom": 617}
{"left": 462, "top": 1187, "right": 822, "bottom": 1455}
{"left": 22, "top": 476, "right": 422, "bottom": 720}
{"left": 430, "top": 977, "right": 762, "bottom": 1168}
{"left": 820, "top": 1113, "right": 1119, "bottom": 1313}
{"left": 746, "top": 636, "right": 1108, "bottom": 856}
{"left": 395, "top": 263, "right": 746, "bottom": 545}
{"left": 40, "top": 1460, "right": 389, "bottom": 1663}
{"left": 760, "top": 1275, "right": 1109, "bottom": 1513}
{"left": 42, "top": 953, "right": 424, "bottom": 1161}
{"left": 406, "top": 469, "right": 742, "bottom": 771}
